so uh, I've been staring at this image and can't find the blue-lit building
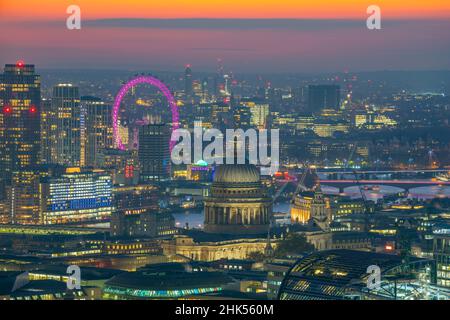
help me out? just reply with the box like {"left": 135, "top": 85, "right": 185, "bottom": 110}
{"left": 40, "top": 168, "right": 112, "bottom": 224}
{"left": 102, "top": 263, "right": 233, "bottom": 300}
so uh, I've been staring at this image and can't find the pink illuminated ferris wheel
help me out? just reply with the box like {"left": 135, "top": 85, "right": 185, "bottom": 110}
{"left": 112, "top": 75, "right": 179, "bottom": 151}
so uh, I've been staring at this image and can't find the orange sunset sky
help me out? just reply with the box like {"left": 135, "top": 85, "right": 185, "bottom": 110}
{"left": 1, "top": 0, "right": 449, "bottom": 72}
{"left": 1, "top": 0, "right": 450, "bottom": 20}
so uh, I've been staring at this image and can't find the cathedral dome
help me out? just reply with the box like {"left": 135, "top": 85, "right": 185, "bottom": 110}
{"left": 205, "top": 163, "right": 272, "bottom": 235}
{"left": 213, "top": 164, "right": 260, "bottom": 184}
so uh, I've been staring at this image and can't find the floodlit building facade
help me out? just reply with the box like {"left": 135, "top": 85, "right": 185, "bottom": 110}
{"left": 40, "top": 168, "right": 112, "bottom": 224}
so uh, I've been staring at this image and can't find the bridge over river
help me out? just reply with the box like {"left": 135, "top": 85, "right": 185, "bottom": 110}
{"left": 319, "top": 179, "right": 450, "bottom": 193}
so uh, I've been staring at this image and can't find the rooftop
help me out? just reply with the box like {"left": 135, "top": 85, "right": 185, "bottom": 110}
{"left": 105, "top": 263, "right": 233, "bottom": 290}
{"left": 279, "top": 249, "right": 432, "bottom": 300}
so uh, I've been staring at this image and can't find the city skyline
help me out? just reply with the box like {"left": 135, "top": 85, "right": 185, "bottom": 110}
{"left": 1, "top": 0, "right": 450, "bottom": 304}
{"left": 0, "top": 58, "right": 450, "bottom": 302}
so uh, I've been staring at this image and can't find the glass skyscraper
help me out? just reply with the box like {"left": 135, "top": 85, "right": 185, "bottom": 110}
{"left": 52, "top": 84, "right": 81, "bottom": 167}
{"left": 307, "top": 84, "right": 341, "bottom": 113}
{"left": 0, "top": 62, "right": 41, "bottom": 198}
{"left": 81, "top": 96, "right": 114, "bottom": 167}
{"left": 138, "top": 123, "right": 171, "bottom": 182}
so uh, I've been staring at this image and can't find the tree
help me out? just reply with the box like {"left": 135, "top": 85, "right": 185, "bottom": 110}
{"left": 247, "top": 251, "right": 266, "bottom": 262}
{"left": 274, "top": 233, "right": 315, "bottom": 258}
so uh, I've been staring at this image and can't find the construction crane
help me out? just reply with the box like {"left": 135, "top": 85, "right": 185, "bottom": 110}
{"left": 346, "top": 143, "right": 371, "bottom": 232}
{"left": 291, "top": 162, "right": 311, "bottom": 204}
{"left": 352, "top": 170, "right": 371, "bottom": 232}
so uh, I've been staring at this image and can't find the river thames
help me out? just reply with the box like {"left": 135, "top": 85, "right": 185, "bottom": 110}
{"left": 172, "top": 185, "right": 450, "bottom": 229}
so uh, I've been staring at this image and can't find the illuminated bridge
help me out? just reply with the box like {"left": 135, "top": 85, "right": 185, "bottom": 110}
{"left": 319, "top": 179, "right": 449, "bottom": 193}
{"left": 318, "top": 169, "right": 448, "bottom": 175}
{"left": 316, "top": 168, "right": 448, "bottom": 181}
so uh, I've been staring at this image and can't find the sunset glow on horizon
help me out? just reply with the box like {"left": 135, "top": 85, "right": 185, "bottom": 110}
{"left": 1, "top": 0, "right": 450, "bottom": 21}
{"left": 1, "top": 0, "right": 449, "bottom": 72}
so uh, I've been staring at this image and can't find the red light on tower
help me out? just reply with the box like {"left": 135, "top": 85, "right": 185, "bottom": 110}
{"left": 29, "top": 106, "right": 37, "bottom": 114}
{"left": 125, "top": 165, "right": 134, "bottom": 178}
{"left": 16, "top": 60, "right": 25, "bottom": 68}
{"left": 3, "top": 106, "right": 12, "bottom": 114}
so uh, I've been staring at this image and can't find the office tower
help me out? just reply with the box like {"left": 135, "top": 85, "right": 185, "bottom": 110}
{"left": 113, "top": 184, "right": 161, "bottom": 215}
{"left": 233, "top": 105, "right": 252, "bottom": 129}
{"left": 213, "top": 75, "right": 220, "bottom": 98}
{"left": 241, "top": 99, "right": 270, "bottom": 129}
{"left": 0, "top": 61, "right": 41, "bottom": 197}
{"left": 223, "top": 74, "right": 230, "bottom": 96}
{"left": 40, "top": 98, "right": 57, "bottom": 164}
{"left": 308, "top": 85, "right": 340, "bottom": 112}
{"left": 95, "top": 149, "right": 138, "bottom": 185}
{"left": 111, "top": 210, "right": 176, "bottom": 238}
{"left": 192, "top": 80, "right": 202, "bottom": 97}
{"left": 40, "top": 168, "right": 112, "bottom": 224}
{"left": 0, "top": 201, "right": 7, "bottom": 224}
{"left": 138, "top": 123, "right": 171, "bottom": 182}
{"left": 7, "top": 171, "right": 42, "bottom": 225}
{"left": 214, "top": 58, "right": 224, "bottom": 97}
{"left": 210, "top": 102, "right": 232, "bottom": 130}
{"left": 81, "top": 96, "right": 113, "bottom": 167}
{"left": 251, "top": 103, "right": 270, "bottom": 129}
{"left": 52, "top": 84, "right": 81, "bottom": 167}
{"left": 80, "top": 99, "right": 86, "bottom": 167}
{"left": 201, "top": 78, "right": 209, "bottom": 102}
{"left": 293, "top": 86, "right": 307, "bottom": 106}
{"left": 313, "top": 121, "right": 349, "bottom": 137}
{"left": 111, "top": 184, "right": 175, "bottom": 238}
{"left": 194, "top": 103, "right": 213, "bottom": 128}
{"left": 267, "top": 88, "right": 282, "bottom": 110}
{"left": 330, "top": 197, "right": 370, "bottom": 218}
{"left": 184, "top": 64, "right": 193, "bottom": 102}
